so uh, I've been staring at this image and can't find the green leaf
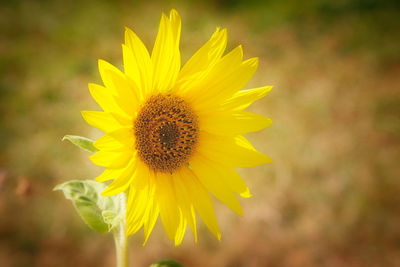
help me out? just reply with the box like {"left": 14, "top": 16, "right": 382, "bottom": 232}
{"left": 63, "top": 135, "right": 98, "bottom": 153}
{"left": 54, "top": 180, "right": 124, "bottom": 233}
{"left": 150, "top": 260, "right": 184, "bottom": 267}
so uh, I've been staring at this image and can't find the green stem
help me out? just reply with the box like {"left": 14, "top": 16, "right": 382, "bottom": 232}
{"left": 113, "top": 193, "right": 129, "bottom": 267}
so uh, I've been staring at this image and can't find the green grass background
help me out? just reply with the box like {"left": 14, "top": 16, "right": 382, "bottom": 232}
{"left": 1, "top": 0, "right": 400, "bottom": 266}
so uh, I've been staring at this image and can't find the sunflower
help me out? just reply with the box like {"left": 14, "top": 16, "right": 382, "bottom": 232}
{"left": 82, "top": 9, "right": 273, "bottom": 245}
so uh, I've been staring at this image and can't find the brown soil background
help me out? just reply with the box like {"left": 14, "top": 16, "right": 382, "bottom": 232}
{"left": 1, "top": 0, "right": 400, "bottom": 266}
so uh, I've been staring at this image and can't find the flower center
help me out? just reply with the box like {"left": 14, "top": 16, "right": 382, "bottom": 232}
{"left": 134, "top": 94, "right": 199, "bottom": 173}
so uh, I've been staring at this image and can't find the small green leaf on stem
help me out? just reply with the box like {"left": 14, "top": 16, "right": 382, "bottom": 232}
{"left": 54, "top": 180, "right": 124, "bottom": 233}
{"left": 150, "top": 260, "right": 184, "bottom": 267}
{"left": 63, "top": 135, "right": 98, "bottom": 153}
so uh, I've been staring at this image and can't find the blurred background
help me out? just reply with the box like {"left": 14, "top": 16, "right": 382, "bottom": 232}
{"left": 1, "top": 0, "right": 400, "bottom": 266}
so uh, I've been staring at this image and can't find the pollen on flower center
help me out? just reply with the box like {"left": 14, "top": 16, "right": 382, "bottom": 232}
{"left": 134, "top": 94, "right": 199, "bottom": 173}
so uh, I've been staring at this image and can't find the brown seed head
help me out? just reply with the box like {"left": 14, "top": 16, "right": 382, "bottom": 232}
{"left": 134, "top": 94, "right": 199, "bottom": 173}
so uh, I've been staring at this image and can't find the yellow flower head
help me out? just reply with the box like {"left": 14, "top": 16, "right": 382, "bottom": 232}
{"left": 82, "top": 9, "right": 273, "bottom": 245}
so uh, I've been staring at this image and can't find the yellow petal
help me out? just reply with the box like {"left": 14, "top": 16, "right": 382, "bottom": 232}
{"left": 95, "top": 167, "right": 125, "bottom": 183}
{"left": 222, "top": 86, "right": 273, "bottom": 111}
{"left": 126, "top": 166, "right": 156, "bottom": 238}
{"left": 198, "top": 132, "right": 272, "bottom": 168}
{"left": 178, "top": 167, "right": 221, "bottom": 240}
{"left": 140, "top": 175, "right": 157, "bottom": 240}
{"left": 155, "top": 172, "right": 180, "bottom": 241}
{"left": 93, "top": 134, "right": 125, "bottom": 151}
{"left": 175, "top": 28, "right": 227, "bottom": 92}
{"left": 205, "top": 57, "right": 259, "bottom": 110}
{"left": 88, "top": 83, "right": 125, "bottom": 115}
{"left": 194, "top": 157, "right": 251, "bottom": 198}
{"left": 103, "top": 67, "right": 139, "bottom": 116}
{"left": 174, "top": 210, "right": 187, "bottom": 246}
{"left": 183, "top": 45, "right": 242, "bottom": 104}
{"left": 200, "top": 111, "right": 272, "bottom": 136}
{"left": 89, "top": 148, "right": 133, "bottom": 168}
{"left": 187, "top": 52, "right": 260, "bottom": 112}
{"left": 189, "top": 206, "right": 198, "bottom": 242}
{"left": 97, "top": 59, "right": 116, "bottom": 90}
{"left": 131, "top": 159, "right": 153, "bottom": 191}
{"left": 143, "top": 197, "right": 159, "bottom": 245}
{"left": 81, "top": 111, "right": 122, "bottom": 133}
{"left": 101, "top": 157, "right": 137, "bottom": 196}
{"left": 107, "top": 127, "right": 135, "bottom": 148}
{"left": 223, "top": 167, "right": 252, "bottom": 198}
{"left": 151, "top": 10, "right": 181, "bottom": 93}
{"left": 126, "top": 186, "right": 149, "bottom": 234}
{"left": 98, "top": 60, "right": 140, "bottom": 114}
{"left": 123, "top": 27, "right": 153, "bottom": 99}
{"left": 190, "top": 155, "right": 243, "bottom": 216}
{"left": 126, "top": 186, "right": 140, "bottom": 235}
{"left": 109, "top": 111, "right": 133, "bottom": 127}
{"left": 172, "top": 174, "right": 197, "bottom": 242}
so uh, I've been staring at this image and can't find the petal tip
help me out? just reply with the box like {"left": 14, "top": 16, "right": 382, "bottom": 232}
{"left": 80, "top": 110, "right": 90, "bottom": 119}
{"left": 124, "top": 26, "right": 132, "bottom": 33}
{"left": 88, "top": 83, "right": 96, "bottom": 90}
{"left": 98, "top": 59, "right": 106, "bottom": 68}
{"left": 170, "top": 9, "right": 180, "bottom": 17}
{"left": 95, "top": 176, "right": 107, "bottom": 183}
{"left": 263, "top": 156, "right": 274, "bottom": 164}
{"left": 240, "top": 191, "right": 253, "bottom": 198}
{"left": 245, "top": 57, "right": 259, "bottom": 68}
{"left": 217, "top": 233, "right": 222, "bottom": 241}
